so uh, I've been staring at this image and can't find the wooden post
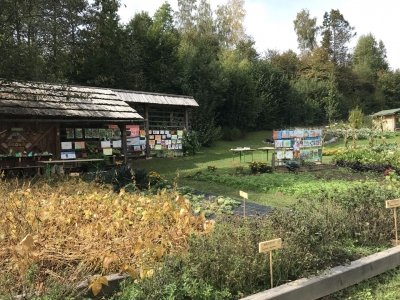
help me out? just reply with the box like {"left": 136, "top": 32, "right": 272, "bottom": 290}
{"left": 269, "top": 251, "right": 273, "bottom": 288}
{"left": 119, "top": 124, "right": 128, "bottom": 164}
{"left": 385, "top": 199, "right": 400, "bottom": 245}
{"left": 259, "top": 238, "right": 282, "bottom": 289}
{"left": 395, "top": 207, "right": 398, "bottom": 245}
{"left": 271, "top": 152, "right": 276, "bottom": 170}
{"left": 55, "top": 124, "right": 61, "bottom": 160}
{"left": 240, "top": 190, "right": 248, "bottom": 217}
{"left": 184, "top": 107, "right": 189, "bottom": 130}
{"left": 145, "top": 105, "right": 150, "bottom": 158}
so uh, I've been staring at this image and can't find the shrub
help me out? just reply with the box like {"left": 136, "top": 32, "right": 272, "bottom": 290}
{"left": 118, "top": 181, "right": 398, "bottom": 299}
{"left": 182, "top": 131, "right": 201, "bottom": 156}
{"left": 249, "top": 161, "right": 273, "bottom": 174}
{"left": 221, "top": 127, "right": 243, "bottom": 141}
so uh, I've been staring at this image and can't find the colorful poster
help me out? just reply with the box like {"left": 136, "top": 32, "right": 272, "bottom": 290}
{"left": 126, "top": 125, "right": 140, "bottom": 137}
{"left": 285, "top": 150, "right": 293, "bottom": 159}
{"left": 61, "top": 151, "right": 76, "bottom": 159}
{"left": 74, "top": 141, "right": 85, "bottom": 149}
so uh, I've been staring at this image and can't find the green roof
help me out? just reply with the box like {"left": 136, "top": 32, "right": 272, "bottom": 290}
{"left": 371, "top": 108, "right": 400, "bottom": 117}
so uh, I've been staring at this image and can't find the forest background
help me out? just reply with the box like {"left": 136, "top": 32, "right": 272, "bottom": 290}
{"left": 1, "top": 0, "right": 399, "bottom": 145}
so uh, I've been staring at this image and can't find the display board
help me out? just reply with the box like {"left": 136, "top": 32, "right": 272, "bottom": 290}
{"left": 272, "top": 129, "right": 323, "bottom": 165}
{"left": 60, "top": 126, "right": 121, "bottom": 159}
{"left": 148, "top": 129, "right": 183, "bottom": 151}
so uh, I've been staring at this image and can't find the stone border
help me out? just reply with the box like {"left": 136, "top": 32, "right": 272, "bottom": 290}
{"left": 241, "top": 246, "right": 400, "bottom": 300}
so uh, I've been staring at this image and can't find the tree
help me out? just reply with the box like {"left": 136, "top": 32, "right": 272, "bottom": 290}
{"left": 78, "top": 0, "right": 123, "bottom": 87}
{"left": 293, "top": 9, "right": 318, "bottom": 53}
{"left": 322, "top": 74, "right": 340, "bottom": 124}
{"left": 378, "top": 71, "right": 400, "bottom": 108}
{"left": 266, "top": 49, "right": 300, "bottom": 79}
{"left": 252, "top": 60, "right": 291, "bottom": 128}
{"left": 216, "top": 0, "right": 246, "bottom": 48}
{"left": 353, "top": 34, "right": 388, "bottom": 82}
{"left": 196, "top": 0, "right": 214, "bottom": 35}
{"left": 320, "top": 9, "right": 356, "bottom": 65}
{"left": 176, "top": 0, "right": 197, "bottom": 32}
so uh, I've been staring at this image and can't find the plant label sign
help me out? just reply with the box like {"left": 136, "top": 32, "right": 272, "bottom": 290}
{"left": 386, "top": 199, "right": 400, "bottom": 209}
{"left": 259, "top": 238, "right": 282, "bottom": 253}
{"left": 239, "top": 190, "right": 248, "bottom": 199}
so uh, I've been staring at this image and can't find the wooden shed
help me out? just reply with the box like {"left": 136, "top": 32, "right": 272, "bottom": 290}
{"left": 371, "top": 108, "right": 400, "bottom": 131}
{"left": 114, "top": 89, "right": 199, "bottom": 157}
{"left": 0, "top": 80, "right": 142, "bottom": 173}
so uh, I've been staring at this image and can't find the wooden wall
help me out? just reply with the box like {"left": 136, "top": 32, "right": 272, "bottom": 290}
{"left": 0, "top": 122, "right": 57, "bottom": 156}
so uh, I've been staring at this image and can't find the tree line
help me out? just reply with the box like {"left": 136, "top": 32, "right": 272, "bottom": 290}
{"left": 1, "top": 0, "right": 400, "bottom": 144}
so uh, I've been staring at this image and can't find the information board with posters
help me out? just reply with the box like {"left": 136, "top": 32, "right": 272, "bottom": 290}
{"left": 272, "top": 129, "right": 323, "bottom": 165}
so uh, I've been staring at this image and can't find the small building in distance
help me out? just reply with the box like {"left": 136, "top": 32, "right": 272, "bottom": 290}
{"left": 371, "top": 108, "right": 400, "bottom": 131}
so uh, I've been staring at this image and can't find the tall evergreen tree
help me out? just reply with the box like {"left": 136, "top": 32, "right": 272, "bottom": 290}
{"left": 320, "top": 9, "right": 356, "bottom": 66}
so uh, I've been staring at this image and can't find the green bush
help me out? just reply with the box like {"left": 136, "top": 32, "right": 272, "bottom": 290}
{"left": 182, "top": 131, "right": 201, "bottom": 156}
{"left": 118, "top": 182, "right": 397, "bottom": 299}
{"left": 221, "top": 127, "right": 243, "bottom": 141}
{"left": 249, "top": 161, "right": 273, "bottom": 174}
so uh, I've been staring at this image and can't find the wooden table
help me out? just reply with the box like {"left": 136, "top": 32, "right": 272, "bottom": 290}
{"left": 38, "top": 158, "right": 104, "bottom": 174}
{"left": 230, "top": 148, "right": 255, "bottom": 163}
{"left": 257, "top": 147, "right": 275, "bottom": 161}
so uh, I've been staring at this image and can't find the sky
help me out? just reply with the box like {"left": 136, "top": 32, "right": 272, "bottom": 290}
{"left": 118, "top": 0, "right": 400, "bottom": 70}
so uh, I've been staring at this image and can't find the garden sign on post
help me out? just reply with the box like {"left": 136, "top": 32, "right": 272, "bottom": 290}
{"left": 386, "top": 199, "right": 400, "bottom": 245}
{"left": 259, "top": 238, "right": 282, "bottom": 288}
{"left": 239, "top": 190, "right": 248, "bottom": 217}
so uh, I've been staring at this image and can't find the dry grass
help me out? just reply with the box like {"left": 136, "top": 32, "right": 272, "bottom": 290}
{"left": 0, "top": 178, "right": 212, "bottom": 297}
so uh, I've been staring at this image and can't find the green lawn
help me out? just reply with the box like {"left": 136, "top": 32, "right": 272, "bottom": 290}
{"left": 324, "top": 268, "right": 400, "bottom": 300}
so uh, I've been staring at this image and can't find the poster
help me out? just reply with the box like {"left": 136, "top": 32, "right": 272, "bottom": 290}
{"left": 75, "top": 128, "right": 83, "bottom": 139}
{"left": 113, "top": 140, "right": 122, "bottom": 148}
{"left": 74, "top": 141, "right": 85, "bottom": 149}
{"left": 61, "top": 151, "right": 76, "bottom": 159}
{"left": 101, "top": 141, "right": 111, "bottom": 148}
{"left": 61, "top": 142, "right": 72, "bottom": 150}
{"left": 126, "top": 125, "right": 140, "bottom": 137}
{"left": 273, "top": 128, "right": 323, "bottom": 164}
{"left": 103, "top": 148, "right": 112, "bottom": 156}
{"left": 66, "top": 128, "right": 74, "bottom": 139}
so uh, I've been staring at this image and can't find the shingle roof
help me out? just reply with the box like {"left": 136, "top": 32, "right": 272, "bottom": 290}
{"left": 0, "top": 80, "right": 142, "bottom": 121}
{"left": 114, "top": 89, "right": 199, "bottom": 107}
{"left": 371, "top": 108, "right": 400, "bottom": 117}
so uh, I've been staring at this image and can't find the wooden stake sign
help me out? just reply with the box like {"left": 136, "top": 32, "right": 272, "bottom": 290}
{"left": 386, "top": 199, "right": 400, "bottom": 245}
{"left": 259, "top": 238, "right": 282, "bottom": 288}
{"left": 239, "top": 190, "right": 248, "bottom": 217}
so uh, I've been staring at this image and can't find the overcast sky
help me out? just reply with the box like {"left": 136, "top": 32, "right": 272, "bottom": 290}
{"left": 118, "top": 0, "right": 400, "bottom": 70}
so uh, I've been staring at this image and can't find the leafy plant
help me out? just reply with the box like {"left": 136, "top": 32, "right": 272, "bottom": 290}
{"left": 0, "top": 179, "right": 212, "bottom": 297}
{"left": 249, "top": 161, "right": 273, "bottom": 174}
{"left": 182, "top": 131, "right": 201, "bottom": 156}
